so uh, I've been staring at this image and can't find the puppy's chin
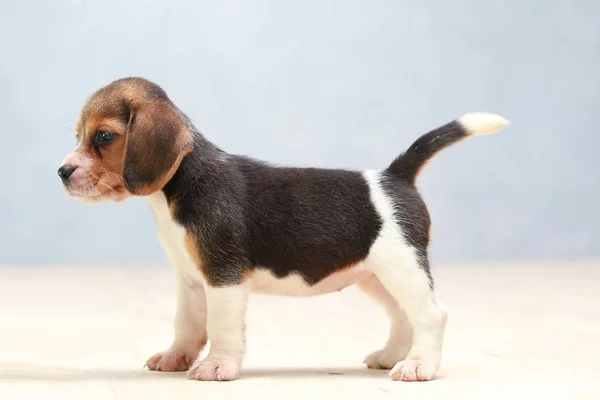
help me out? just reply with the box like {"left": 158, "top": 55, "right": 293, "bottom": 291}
{"left": 66, "top": 189, "right": 131, "bottom": 205}
{"left": 72, "top": 194, "right": 106, "bottom": 205}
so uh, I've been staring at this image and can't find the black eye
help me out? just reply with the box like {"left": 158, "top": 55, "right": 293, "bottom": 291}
{"left": 94, "top": 131, "right": 116, "bottom": 146}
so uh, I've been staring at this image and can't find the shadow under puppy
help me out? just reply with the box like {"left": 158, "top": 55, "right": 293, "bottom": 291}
{"left": 58, "top": 77, "right": 509, "bottom": 382}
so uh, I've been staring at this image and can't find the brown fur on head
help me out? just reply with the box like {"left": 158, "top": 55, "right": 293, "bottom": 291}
{"left": 59, "top": 78, "right": 193, "bottom": 204}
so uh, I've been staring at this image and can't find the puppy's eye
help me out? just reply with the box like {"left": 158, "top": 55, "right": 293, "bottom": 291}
{"left": 94, "top": 131, "right": 116, "bottom": 146}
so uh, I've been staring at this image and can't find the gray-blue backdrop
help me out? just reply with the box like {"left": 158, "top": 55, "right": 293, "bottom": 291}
{"left": 1, "top": 0, "right": 598, "bottom": 266}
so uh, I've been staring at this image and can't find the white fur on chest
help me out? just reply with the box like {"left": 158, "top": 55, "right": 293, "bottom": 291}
{"left": 147, "top": 192, "right": 372, "bottom": 295}
{"left": 148, "top": 192, "right": 204, "bottom": 285}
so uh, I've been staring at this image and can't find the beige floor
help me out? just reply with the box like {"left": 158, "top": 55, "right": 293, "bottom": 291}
{"left": 0, "top": 261, "right": 598, "bottom": 399}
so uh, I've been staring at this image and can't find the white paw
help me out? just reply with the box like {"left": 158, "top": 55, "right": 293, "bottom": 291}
{"left": 145, "top": 349, "right": 198, "bottom": 372}
{"left": 389, "top": 356, "right": 439, "bottom": 382}
{"left": 364, "top": 345, "right": 410, "bottom": 369}
{"left": 187, "top": 356, "right": 240, "bottom": 381}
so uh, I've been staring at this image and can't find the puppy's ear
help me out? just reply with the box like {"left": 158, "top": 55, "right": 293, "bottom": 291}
{"left": 123, "top": 102, "right": 192, "bottom": 195}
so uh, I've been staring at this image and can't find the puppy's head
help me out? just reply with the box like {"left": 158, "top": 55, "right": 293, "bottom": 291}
{"left": 58, "top": 78, "right": 192, "bottom": 204}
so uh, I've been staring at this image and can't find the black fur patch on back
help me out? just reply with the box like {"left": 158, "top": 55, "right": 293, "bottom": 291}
{"left": 163, "top": 134, "right": 382, "bottom": 287}
{"left": 238, "top": 157, "right": 382, "bottom": 284}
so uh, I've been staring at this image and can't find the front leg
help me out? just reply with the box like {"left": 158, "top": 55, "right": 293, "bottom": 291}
{"left": 187, "top": 283, "right": 249, "bottom": 381}
{"left": 146, "top": 272, "right": 208, "bottom": 372}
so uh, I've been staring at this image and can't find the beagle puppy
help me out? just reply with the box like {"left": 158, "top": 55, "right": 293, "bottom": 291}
{"left": 58, "top": 77, "right": 509, "bottom": 382}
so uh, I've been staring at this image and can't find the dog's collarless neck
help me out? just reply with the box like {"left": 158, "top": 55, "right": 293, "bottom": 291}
{"left": 160, "top": 133, "right": 226, "bottom": 206}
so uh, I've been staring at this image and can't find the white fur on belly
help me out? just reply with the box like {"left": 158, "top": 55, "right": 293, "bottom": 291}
{"left": 249, "top": 265, "right": 373, "bottom": 297}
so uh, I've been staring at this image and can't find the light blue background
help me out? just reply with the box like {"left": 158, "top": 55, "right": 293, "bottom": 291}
{"left": 1, "top": 0, "right": 598, "bottom": 266}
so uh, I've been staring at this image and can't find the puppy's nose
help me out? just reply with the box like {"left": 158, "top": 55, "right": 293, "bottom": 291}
{"left": 57, "top": 164, "right": 76, "bottom": 184}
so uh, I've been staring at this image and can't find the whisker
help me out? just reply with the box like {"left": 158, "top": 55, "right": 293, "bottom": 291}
{"left": 97, "top": 168, "right": 129, "bottom": 191}
{"left": 98, "top": 181, "right": 118, "bottom": 196}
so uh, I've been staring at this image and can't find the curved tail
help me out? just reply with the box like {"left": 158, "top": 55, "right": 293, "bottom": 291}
{"left": 386, "top": 112, "right": 510, "bottom": 183}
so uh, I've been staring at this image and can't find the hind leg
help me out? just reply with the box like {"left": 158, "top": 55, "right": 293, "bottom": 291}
{"left": 357, "top": 275, "right": 413, "bottom": 369}
{"left": 367, "top": 243, "right": 447, "bottom": 381}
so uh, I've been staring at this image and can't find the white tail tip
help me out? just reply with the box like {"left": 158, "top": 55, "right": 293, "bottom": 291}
{"left": 458, "top": 112, "right": 510, "bottom": 136}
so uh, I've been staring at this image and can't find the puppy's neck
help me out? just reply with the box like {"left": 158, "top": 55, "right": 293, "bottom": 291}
{"left": 161, "top": 126, "right": 229, "bottom": 206}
